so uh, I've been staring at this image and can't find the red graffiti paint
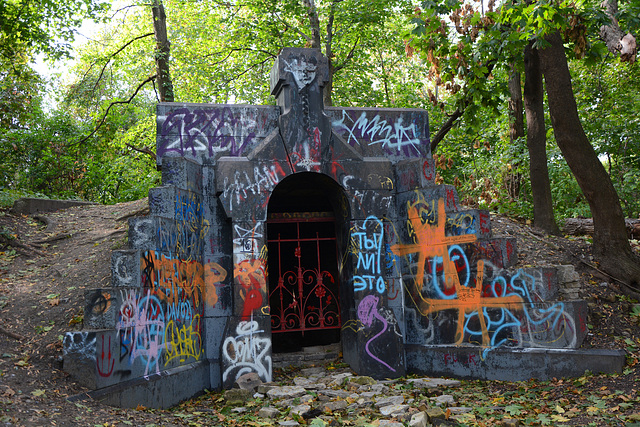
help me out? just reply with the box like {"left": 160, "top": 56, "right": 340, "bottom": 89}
{"left": 423, "top": 159, "right": 434, "bottom": 181}
{"left": 479, "top": 211, "right": 490, "bottom": 235}
{"left": 97, "top": 336, "right": 115, "bottom": 378}
{"left": 445, "top": 187, "right": 458, "bottom": 211}
{"left": 235, "top": 259, "right": 267, "bottom": 320}
{"left": 444, "top": 352, "right": 478, "bottom": 366}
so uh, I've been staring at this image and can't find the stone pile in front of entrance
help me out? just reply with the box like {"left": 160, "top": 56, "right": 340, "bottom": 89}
{"left": 225, "top": 366, "right": 501, "bottom": 427}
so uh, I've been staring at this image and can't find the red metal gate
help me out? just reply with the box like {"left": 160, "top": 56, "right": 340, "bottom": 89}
{"left": 267, "top": 212, "right": 341, "bottom": 334}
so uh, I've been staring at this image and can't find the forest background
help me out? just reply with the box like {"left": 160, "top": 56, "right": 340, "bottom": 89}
{"left": 1, "top": 0, "right": 639, "bottom": 280}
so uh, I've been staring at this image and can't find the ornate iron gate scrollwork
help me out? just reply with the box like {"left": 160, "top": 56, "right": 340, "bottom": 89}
{"left": 268, "top": 213, "right": 341, "bottom": 334}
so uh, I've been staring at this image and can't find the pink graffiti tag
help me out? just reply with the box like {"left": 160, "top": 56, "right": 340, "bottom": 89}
{"left": 357, "top": 295, "right": 396, "bottom": 372}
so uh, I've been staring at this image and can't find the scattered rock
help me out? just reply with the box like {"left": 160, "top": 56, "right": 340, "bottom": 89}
{"left": 267, "top": 385, "right": 307, "bottom": 400}
{"left": 379, "top": 404, "right": 410, "bottom": 416}
{"left": 409, "top": 412, "right": 428, "bottom": 427}
{"left": 431, "top": 394, "right": 456, "bottom": 406}
{"left": 235, "top": 372, "right": 263, "bottom": 391}
{"left": 425, "top": 407, "right": 446, "bottom": 421}
{"left": 323, "top": 400, "right": 348, "bottom": 412}
{"left": 223, "top": 388, "right": 252, "bottom": 406}
{"left": 375, "top": 395, "right": 405, "bottom": 407}
{"left": 291, "top": 404, "right": 311, "bottom": 415}
{"left": 349, "top": 376, "right": 376, "bottom": 386}
{"left": 258, "top": 406, "right": 280, "bottom": 418}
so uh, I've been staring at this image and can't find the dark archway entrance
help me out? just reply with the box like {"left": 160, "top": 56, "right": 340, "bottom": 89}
{"left": 267, "top": 173, "right": 346, "bottom": 353}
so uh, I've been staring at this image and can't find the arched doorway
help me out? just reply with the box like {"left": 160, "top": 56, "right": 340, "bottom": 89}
{"left": 267, "top": 172, "right": 348, "bottom": 353}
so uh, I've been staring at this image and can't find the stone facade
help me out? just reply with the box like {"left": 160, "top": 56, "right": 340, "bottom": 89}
{"left": 63, "top": 48, "right": 622, "bottom": 409}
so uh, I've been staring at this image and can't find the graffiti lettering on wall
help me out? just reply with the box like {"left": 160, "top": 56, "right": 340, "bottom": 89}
{"left": 117, "top": 290, "right": 167, "bottom": 375}
{"left": 141, "top": 251, "right": 206, "bottom": 308}
{"left": 156, "top": 192, "right": 210, "bottom": 261}
{"left": 352, "top": 216, "right": 386, "bottom": 293}
{"left": 235, "top": 259, "right": 267, "bottom": 320}
{"left": 222, "top": 320, "right": 272, "bottom": 383}
{"left": 165, "top": 318, "right": 202, "bottom": 364}
{"left": 63, "top": 331, "right": 96, "bottom": 365}
{"left": 332, "top": 110, "right": 423, "bottom": 156}
{"left": 158, "top": 107, "right": 258, "bottom": 158}
{"left": 357, "top": 295, "right": 396, "bottom": 372}
{"left": 392, "top": 197, "right": 576, "bottom": 356}
{"left": 222, "top": 164, "right": 286, "bottom": 210}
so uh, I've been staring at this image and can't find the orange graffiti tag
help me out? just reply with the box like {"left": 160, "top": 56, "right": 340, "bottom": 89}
{"left": 235, "top": 259, "right": 266, "bottom": 320}
{"left": 391, "top": 198, "right": 523, "bottom": 347}
{"left": 204, "top": 262, "right": 227, "bottom": 307}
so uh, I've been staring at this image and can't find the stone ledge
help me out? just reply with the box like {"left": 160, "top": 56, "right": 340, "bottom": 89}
{"left": 67, "top": 361, "right": 211, "bottom": 409}
{"left": 406, "top": 345, "right": 626, "bottom": 382}
{"left": 11, "top": 198, "right": 97, "bottom": 215}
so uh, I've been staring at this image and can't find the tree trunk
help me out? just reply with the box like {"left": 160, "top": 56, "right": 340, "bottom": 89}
{"left": 505, "top": 67, "right": 524, "bottom": 199}
{"left": 324, "top": 5, "right": 334, "bottom": 107}
{"left": 539, "top": 31, "right": 640, "bottom": 290}
{"left": 303, "top": 0, "right": 322, "bottom": 49}
{"left": 508, "top": 68, "right": 524, "bottom": 143}
{"left": 564, "top": 218, "right": 640, "bottom": 238}
{"left": 151, "top": 0, "right": 174, "bottom": 102}
{"left": 600, "top": 0, "right": 637, "bottom": 62}
{"left": 523, "top": 43, "right": 560, "bottom": 235}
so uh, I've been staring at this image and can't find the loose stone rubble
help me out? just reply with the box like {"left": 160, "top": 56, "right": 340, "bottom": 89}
{"left": 223, "top": 364, "right": 521, "bottom": 426}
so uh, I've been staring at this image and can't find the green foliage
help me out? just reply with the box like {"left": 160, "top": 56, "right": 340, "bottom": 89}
{"left": 571, "top": 57, "right": 640, "bottom": 218}
{"left": 0, "top": 0, "right": 110, "bottom": 61}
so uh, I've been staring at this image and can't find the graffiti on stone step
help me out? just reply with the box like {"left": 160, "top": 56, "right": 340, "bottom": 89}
{"left": 392, "top": 197, "right": 577, "bottom": 356}
{"left": 222, "top": 320, "right": 272, "bottom": 384}
{"left": 157, "top": 107, "right": 259, "bottom": 159}
{"left": 332, "top": 110, "right": 424, "bottom": 157}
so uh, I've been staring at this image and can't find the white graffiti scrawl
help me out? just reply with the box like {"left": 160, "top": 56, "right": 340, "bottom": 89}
{"left": 352, "top": 216, "right": 386, "bottom": 293}
{"left": 332, "top": 110, "right": 422, "bottom": 155}
{"left": 222, "top": 320, "right": 272, "bottom": 383}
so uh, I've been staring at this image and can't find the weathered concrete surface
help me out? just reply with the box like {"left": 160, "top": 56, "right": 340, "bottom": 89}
{"left": 406, "top": 345, "right": 627, "bottom": 381}
{"left": 68, "top": 361, "right": 210, "bottom": 409}
{"left": 11, "top": 197, "right": 96, "bottom": 214}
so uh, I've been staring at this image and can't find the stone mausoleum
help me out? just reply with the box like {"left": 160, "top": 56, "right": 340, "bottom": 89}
{"left": 63, "top": 48, "right": 625, "bottom": 408}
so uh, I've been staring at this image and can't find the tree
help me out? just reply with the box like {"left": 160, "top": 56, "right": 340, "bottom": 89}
{"left": 0, "top": 0, "right": 109, "bottom": 61}
{"left": 523, "top": 42, "right": 560, "bottom": 234}
{"left": 409, "top": 0, "right": 640, "bottom": 291}
{"left": 538, "top": 30, "right": 640, "bottom": 294}
{"left": 151, "top": 0, "right": 174, "bottom": 102}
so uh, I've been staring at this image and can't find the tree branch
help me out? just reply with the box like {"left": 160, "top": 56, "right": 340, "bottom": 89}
{"left": 93, "top": 33, "right": 154, "bottom": 91}
{"left": 333, "top": 36, "right": 360, "bottom": 73}
{"left": 74, "top": 75, "right": 157, "bottom": 147}
{"left": 125, "top": 143, "right": 156, "bottom": 159}
{"left": 430, "top": 108, "right": 463, "bottom": 153}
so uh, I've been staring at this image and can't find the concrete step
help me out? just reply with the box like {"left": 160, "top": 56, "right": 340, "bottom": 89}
{"left": 405, "top": 345, "right": 626, "bottom": 381}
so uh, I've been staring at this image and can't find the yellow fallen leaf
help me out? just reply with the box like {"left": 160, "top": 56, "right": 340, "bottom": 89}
{"left": 586, "top": 406, "right": 599, "bottom": 414}
{"left": 31, "top": 389, "right": 45, "bottom": 397}
{"left": 555, "top": 405, "right": 565, "bottom": 414}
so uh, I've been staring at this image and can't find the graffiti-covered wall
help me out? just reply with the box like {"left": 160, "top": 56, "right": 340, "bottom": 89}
{"left": 63, "top": 48, "right": 593, "bottom": 409}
